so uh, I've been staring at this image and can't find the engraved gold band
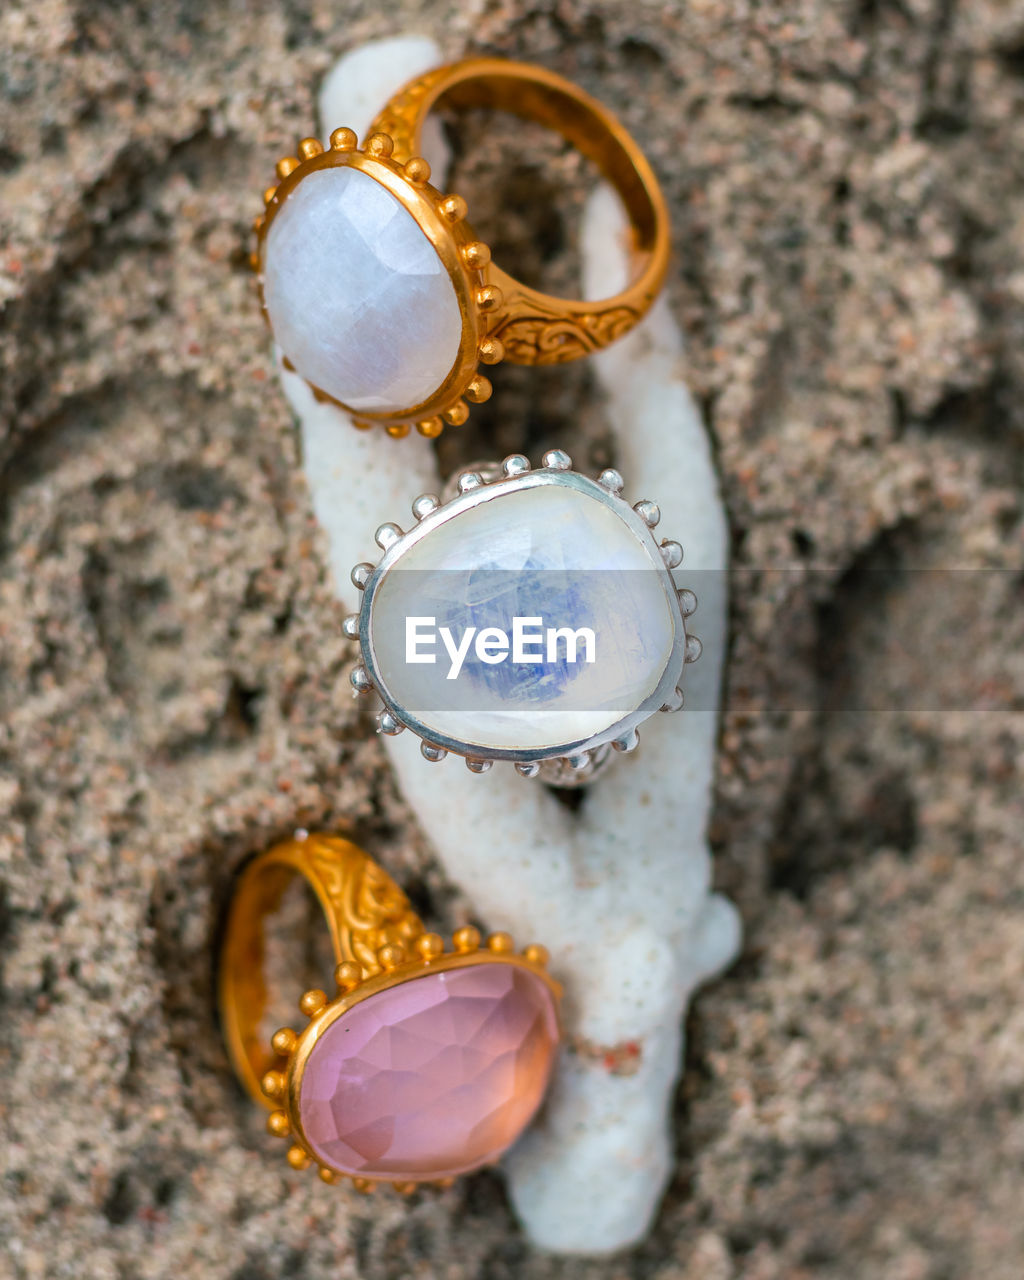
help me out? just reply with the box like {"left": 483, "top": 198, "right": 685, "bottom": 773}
{"left": 369, "top": 57, "right": 671, "bottom": 366}
{"left": 219, "top": 834, "right": 424, "bottom": 1109}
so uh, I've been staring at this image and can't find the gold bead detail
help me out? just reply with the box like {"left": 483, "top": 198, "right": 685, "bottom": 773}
{"left": 261, "top": 1070, "right": 285, "bottom": 1099}
{"left": 298, "top": 137, "right": 323, "bottom": 159}
{"left": 299, "top": 988, "right": 327, "bottom": 1018}
{"left": 287, "top": 1144, "right": 311, "bottom": 1170}
{"left": 334, "top": 961, "right": 362, "bottom": 991}
{"left": 392, "top": 1181, "right": 417, "bottom": 1195}
{"left": 487, "top": 931, "right": 514, "bottom": 954}
{"left": 523, "top": 943, "right": 550, "bottom": 968}
{"left": 365, "top": 132, "right": 394, "bottom": 158}
{"left": 252, "top": 214, "right": 265, "bottom": 234}
{"left": 330, "top": 127, "right": 357, "bottom": 151}
{"left": 477, "top": 285, "right": 503, "bottom": 312}
{"left": 478, "top": 337, "right": 504, "bottom": 365}
{"left": 440, "top": 194, "right": 467, "bottom": 223}
{"left": 318, "top": 1166, "right": 339, "bottom": 1184}
{"left": 404, "top": 156, "right": 431, "bottom": 184}
{"left": 263, "top": 185, "right": 278, "bottom": 206}
{"left": 465, "top": 375, "right": 492, "bottom": 404}
{"left": 463, "top": 241, "right": 491, "bottom": 270}
{"left": 415, "top": 932, "right": 444, "bottom": 961}
{"left": 271, "top": 1027, "right": 297, "bottom": 1057}
{"left": 385, "top": 423, "right": 411, "bottom": 438}
{"left": 276, "top": 156, "right": 299, "bottom": 180}
{"left": 453, "top": 925, "right": 481, "bottom": 954}
{"left": 378, "top": 943, "right": 405, "bottom": 971}
{"left": 352, "top": 1177, "right": 374, "bottom": 1194}
{"left": 416, "top": 417, "right": 444, "bottom": 439}
{"left": 267, "top": 1110, "right": 290, "bottom": 1137}
{"left": 442, "top": 401, "right": 469, "bottom": 427}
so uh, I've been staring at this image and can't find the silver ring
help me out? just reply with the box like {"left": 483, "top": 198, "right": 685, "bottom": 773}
{"left": 346, "top": 450, "right": 701, "bottom": 786}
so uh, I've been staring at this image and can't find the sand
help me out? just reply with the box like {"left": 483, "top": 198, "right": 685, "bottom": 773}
{"left": 1, "top": 1, "right": 1023, "bottom": 1277}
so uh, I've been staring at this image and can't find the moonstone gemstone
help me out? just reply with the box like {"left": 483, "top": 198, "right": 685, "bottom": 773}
{"left": 262, "top": 166, "right": 462, "bottom": 413}
{"left": 298, "top": 963, "right": 559, "bottom": 1179}
{"left": 367, "top": 482, "right": 679, "bottom": 751}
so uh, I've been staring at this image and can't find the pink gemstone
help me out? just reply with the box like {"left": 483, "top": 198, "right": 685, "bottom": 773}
{"left": 298, "top": 962, "right": 559, "bottom": 1179}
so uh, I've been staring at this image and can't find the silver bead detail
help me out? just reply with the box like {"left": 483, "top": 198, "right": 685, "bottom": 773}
{"left": 465, "top": 758, "right": 492, "bottom": 773}
{"left": 677, "top": 588, "right": 698, "bottom": 618}
{"left": 633, "top": 500, "right": 660, "bottom": 528}
{"left": 660, "top": 686, "right": 685, "bottom": 713}
{"left": 341, "top": 614, "right": 360, "bottom": 640}
{"left": 412, "top": 494, "right": 439, "bottom": 521}
{"left": 351, "top": 562, "right": 373, "bottom": 589}
{"left": 660, "top": 540, "right": 683, "bottom": 569}
{"left": 421, "top": 742, "right": 448, "bottom": 763}
{"left": 612, "top": 727, "right": 640, "bottom": 753}
{"left": 378, "top": 710, "right": 404, "bottom": 736}
{"left": 542, "top": 449, "right": 572, "bottom": 471}
{"left": 684, "top": 634, "right": 703, "bottom": 664}
{"left": 457, "top": 471, "right": 484, "bottom": 493}
{"left": 515, "top": 761, "right": 541, "bottom": 778}
{"left": 350, "top": 665, "right": 373, "bottom": 694}
{"left": 374, "top": 523, "right": 402, "bottom": 551}
{"left": 502, "top": 454, "right": 530, "bottom": 477}
{"left": 598, "top": 468, "right": 624, "bottom": 494}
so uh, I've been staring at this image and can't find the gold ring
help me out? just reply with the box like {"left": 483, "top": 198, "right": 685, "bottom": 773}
{"left": 253, "top": 57, "right": 670, "bottom": 439}
{"left": 219, "top": 832, "right": 561, "bottom": 1191}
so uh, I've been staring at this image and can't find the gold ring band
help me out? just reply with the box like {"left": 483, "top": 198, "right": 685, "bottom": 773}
{"left": 369, "top": 57, "right": 671, "bottom": 366}
{"left": 219, "top": 833, "right": 426, "bottom": 1108}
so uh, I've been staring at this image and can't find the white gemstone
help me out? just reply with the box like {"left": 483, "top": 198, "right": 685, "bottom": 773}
{"left": 366, "top": 481, "right": 679, "bottom": 754}
{"left": 263, "top": 167, "right": 462, "bottom": 413}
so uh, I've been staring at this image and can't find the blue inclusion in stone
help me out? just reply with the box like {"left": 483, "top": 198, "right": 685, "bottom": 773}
{"left": 463, "top": 564, "right": 595, "bottom": 700}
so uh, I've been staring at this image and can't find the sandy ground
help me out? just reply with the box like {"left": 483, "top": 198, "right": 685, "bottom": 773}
{"left": 2, "top": 2, "right": 1023, "bottom": 1277}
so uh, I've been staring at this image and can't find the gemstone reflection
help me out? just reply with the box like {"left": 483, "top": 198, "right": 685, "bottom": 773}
{"left": 298, "top": 963, "right": 559, "bottom": 1179}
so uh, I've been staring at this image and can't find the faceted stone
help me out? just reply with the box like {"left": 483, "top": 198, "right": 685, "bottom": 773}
{"left": 299, "top": 963, "right": 559, "bottom": 1179}
{"left": 262, "top": 166, "right": 462, "bottom": 413}
{"left": 367, "top": 480, "right": 679, "bottom": 752}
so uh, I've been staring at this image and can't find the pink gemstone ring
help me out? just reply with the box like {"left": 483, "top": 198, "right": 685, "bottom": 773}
{"left": 219, "top": 832, "right": 561, "bottom": 1192}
